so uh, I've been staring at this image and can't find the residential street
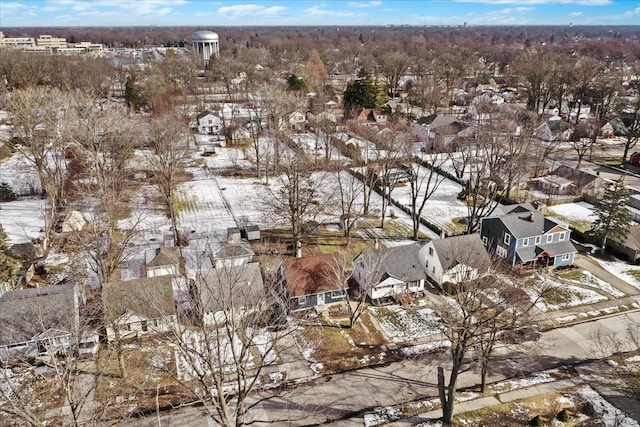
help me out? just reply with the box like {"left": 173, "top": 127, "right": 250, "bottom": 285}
{"left": 123, "top": 310, "right": 640, "bottom": 426}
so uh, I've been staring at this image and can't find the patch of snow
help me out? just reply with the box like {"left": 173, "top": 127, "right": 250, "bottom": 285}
{"left": 369, "top": 305, "right": 442, "bottom": 344}
{"left": 401, "top": 340, "right": 451, "bottom": 356}
{"left": 531, "top": 274, "right": 607, "bottom": 312}
{"left": 310, "top": 362, "right": 324, "bottom": 374}
{"left": 0, "top": 198, "right": 46, "bottom": 244}
{"left": 547, "top": 201, "right": 597, "bottom": 227}
{"left": 577, "top": 385, "right": 640, "bottom": 427}
{"left": 593, "top": 258, "right": 640, "bottom": 291}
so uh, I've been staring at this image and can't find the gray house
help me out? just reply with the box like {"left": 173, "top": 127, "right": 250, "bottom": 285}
{"left": 0, "top": 283, "right": 98, "bottom": 363}
{"left": 480, "top": 203, "right": 576, "bottom": 272}
{"left": 419, "top": 234, "right": 490, "bottom": 286}
{"left": 279, "top": 253, "right": 346, "bottom": 312}
{"left": 193, "top": 262, "right": 265, "bottom": 325}
{"left": 605, "top": 225, "right": 640, "bottom": 262}
{"left": 352, "top": 243, "right": 426, "bottom": 301}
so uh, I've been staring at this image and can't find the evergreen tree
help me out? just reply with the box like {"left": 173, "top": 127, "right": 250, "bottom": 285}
{"left": 342, "top": 68, "right": 386, "bottom": 118}
{"left": 592, "top": 176, "right": 633, "bottom": 246}
{"left": 124, "top": 75, "right": 143, "bottom": 110}
{"left": 287, "top": 74, "right": 307, "bottom": 91}
{"left": 0, "top": 181, "right": 16, "bottom": 202}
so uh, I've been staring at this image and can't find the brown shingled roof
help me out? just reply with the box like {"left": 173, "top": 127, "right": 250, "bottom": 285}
{"left": 281, "top": 253, "right": 344, "bottom": 298}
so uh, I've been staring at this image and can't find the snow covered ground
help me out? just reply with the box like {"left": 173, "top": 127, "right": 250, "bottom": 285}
{"left": 389, "top": 164, "right": 467, "bottom": 234}
{"left": 0, "top": 198, "right": 46, "bottom": 244}
{"left": 594, "top": 258, "right": 640, "bottom": 290}
{"left": 369, "top": 305, "right": 442, "bottom": 344}
{"left": 290, "top": 132, "right": 349, "bottom": 163}
{"left": 547, "top": 201, "right": 597, "bottom": 231}
{"left": 0, "top": 152, "right": 42, "bottom": 196}
{"left": 531, "top": 274, "right": 608, "bottom": 312}
{"left": 564, "top": 270, "right": 625, "bottom": 298}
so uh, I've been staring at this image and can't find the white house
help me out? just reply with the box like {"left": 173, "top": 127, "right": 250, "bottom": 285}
{"left": 419, "top": 234, "right": 490, "bottom": 286}
{"left": 102, "top": 276, "right": 178, "bottom": 342}
{"left": 146, "top": 247, "right": 180, "bottom": 278}
{"left": 279, "top": 111, "right": 307, "bottom": 131}
{"left": 352, "top": 243, "right": 426, "bottom": 300}
{"left": 196, "top": 111, "right": 222, "bottom": 135}
{"left": 214, "top": 243, "right": 254, "bottom": 269}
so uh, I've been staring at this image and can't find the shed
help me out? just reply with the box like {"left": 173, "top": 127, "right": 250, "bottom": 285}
{"left": 243, "top": 224, "right": 260, "bottom": 241}
{"left": 227, "top": 227, "right": 241, "bottom": 243}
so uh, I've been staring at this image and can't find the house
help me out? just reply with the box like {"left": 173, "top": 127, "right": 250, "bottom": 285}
{"left": 532, "top": 174, "right": 575, "bottom": 195}
{"left": 600, "top": 122, "right": 615, "bottom": 138}
{"left": 419, "top": 234, "right": 490, "bottom": 286}
{"left": 214, "top": 243, "right": 254, "bottom": 269}
{"left": 357, "top": 108, "right": 387, "bottom": 127}
{"left": 480, "top": 203, "right": 577, "bottom": 272}
{"left": 549, "top": 165, "right": 606, "bottom": 199}
{"left": 605, "top": 225, "right": 640, "bottom": 262}
{"left": 279, "top": 253, "right": 346, "bottom": 312}
{"left": 102, "top": 276, "right": 178, "bottom": 342}
{"left": 629, "top": 152, "right": 640, "bottom": 167}
{"left": 0, "top": 283, "right": 98, "bottom": 363}
{"left": 146, "top": 247, "right": 180, "bottom": 277}
{"left": 196, "top": 111, "right": 222, "bottom": 135}
{"left": 61, "top": 210, "right": 87, "bottom": 233}
{"left": 352, "top": 243, "right": 426, "bottom": 301}
{"left": 279, "top": 111, "right": 307, "bottom": 131}
{"left": 193, "top": 262, "right": 265, "bottom": 325}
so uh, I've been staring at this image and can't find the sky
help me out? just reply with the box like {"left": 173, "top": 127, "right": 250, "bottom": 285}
{"left": 1, "top": 0, "right": 639, "bottom": 27}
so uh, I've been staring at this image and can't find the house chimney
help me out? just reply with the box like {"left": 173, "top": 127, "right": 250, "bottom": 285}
{"left": 296, "top": 241, "right": 302, "bottom": 258}
{"left": 374, "top": 238, "right": 379, "bottom": 250}
{"left": 529, "top": 213, "right": 535, "bottom": 222}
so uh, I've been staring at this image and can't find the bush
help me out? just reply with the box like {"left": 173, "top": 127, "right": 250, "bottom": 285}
{"left": 529, "top": 415, "right": 543, "bottom": 426}
{"left": 581, "top": 401, "right": 596, "bottom": 417}
{"left": 556, "top": 408, "right": 570, "bottom": 422}
{"left": 442, "top": 281, "right": 457, "bottom": 295}
{"left": 0, "top": 181, "right": 16, "bottom": 202}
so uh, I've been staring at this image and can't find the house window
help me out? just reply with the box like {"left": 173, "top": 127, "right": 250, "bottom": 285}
{"left": 331, "top": 290, "right": 344, "bottom": 299}
{"left": 562, "top": 253, "right": 571, "bottom": 261}
{"left": 547, "top": 234, "right": 553, "bottom": 243}
{"left": 522, "top": 238, "right": 529, "bottom": 247}
{"left": 560, "top": 232, "right": 566, "bottom": 241}
{"left": 428, "top": 247, "right": 434, "bottom": 256}
{"left": 298, "top": 296, "right": 306, "bottom": 305}
{"left": 504, "top": 234, "right": 511, "bottom": 245}
{"left": 432, "top": 266, "right": 435, "bottom": 274}
{"left": 496, "top": 246, "right": 508, "bottom": 258}
{"left": 141, "top": 320, "right": 148, "bottom": 332}
{"left": 425, "top": 259, "right": 429, "bottom": 268}
{"left": 535, "top": 236, "right": 541, "bottom": 244}
{"left": 482, "top": 236, "right": 488, "bottom": 246}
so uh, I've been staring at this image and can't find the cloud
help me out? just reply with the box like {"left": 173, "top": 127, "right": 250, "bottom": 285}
{"left": 347, "top": 0, "right": 382, "bottom": 7}
{"left": 624, "top": 5, "right": 640, "bottom": 16}
{"left": 217, "top": 4, "right": 286, "bottom": 17}
{"left": 303, "top": 5, "right": 356, "bottom": 17}
{"left": 454, "top": 0, "right": 610, "bottom": 4}
{"left": 569, "top": 11, "right": 583, "bottom": 16}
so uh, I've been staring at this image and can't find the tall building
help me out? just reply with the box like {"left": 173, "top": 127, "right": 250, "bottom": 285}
{"left": 36, "top": 35, "right": 67, "bottom": 50}
{"left": 192, "top": 31, "right": 219, "bottom": 62}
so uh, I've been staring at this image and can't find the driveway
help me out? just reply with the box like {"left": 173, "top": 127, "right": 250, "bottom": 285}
{"left": 573, "top": 253, "right": 639, "bottom": 296}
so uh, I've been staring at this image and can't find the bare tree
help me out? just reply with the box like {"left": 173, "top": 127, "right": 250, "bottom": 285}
{"left": 3, "top": 87, "right": 70, "bottom": 240}
{"left": 434, "top": 269, "right": 538, "bottom": 424}
{"left": 264, "top": 155, "right": 327, "bottom": 255}
{"left": 376, "top": 51, "right": 411, "bottom": 99}
{"left": 258, "top": 81, "right": 306, "bottom": 175}
{"left": 334, "top": 170, "right": 364, "bottom": 247}
{"left": 146, "top": 113, "right": 191, "bottom": 248}
{"left": 153, "top": 255, "right": 292, "bottom": 426}
{"left": 620, "top": 94, "right": 640, "bottom": 164}
{"left": 407, "top": 154, "right": 447, "bottom": 240}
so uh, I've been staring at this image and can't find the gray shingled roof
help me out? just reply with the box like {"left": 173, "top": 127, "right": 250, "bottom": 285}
{"left": 358, "top": 243, "right": 426, "bottom": 284}
{"left": 515, "top": 240, "right": 577, "bottom": 262}
{"left": 194, "top": 263, "right": 264, "bottom": 313}
{"left": 498, "top": 210, "right": 564, "bottom": 239}
{"left": 0, "top": 284, "right": 78, "bottom": 346}
{"left": 431, "top": 234, "right": 490, "bottom": 271}
{"left": 216, "top": 243, "right": 255, "bottom": 259}
{"left": 103, "top": 276, "right": 176, "bottom": 320}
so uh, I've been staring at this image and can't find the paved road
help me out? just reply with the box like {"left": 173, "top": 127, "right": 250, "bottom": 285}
{"left": 119, "top": 311, "right": 640, "bottom": 427}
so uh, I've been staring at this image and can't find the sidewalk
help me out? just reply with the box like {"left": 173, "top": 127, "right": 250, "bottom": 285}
{"left": 384, "top": 377, "right": 585, "bottom": 426}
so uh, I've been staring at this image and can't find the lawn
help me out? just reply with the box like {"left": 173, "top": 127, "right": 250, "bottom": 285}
{"left": 369, "top": 304, "right": 442, "bottom": 344}
{"left": 294, "top": 310, "right": 389, "bottom": 372}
